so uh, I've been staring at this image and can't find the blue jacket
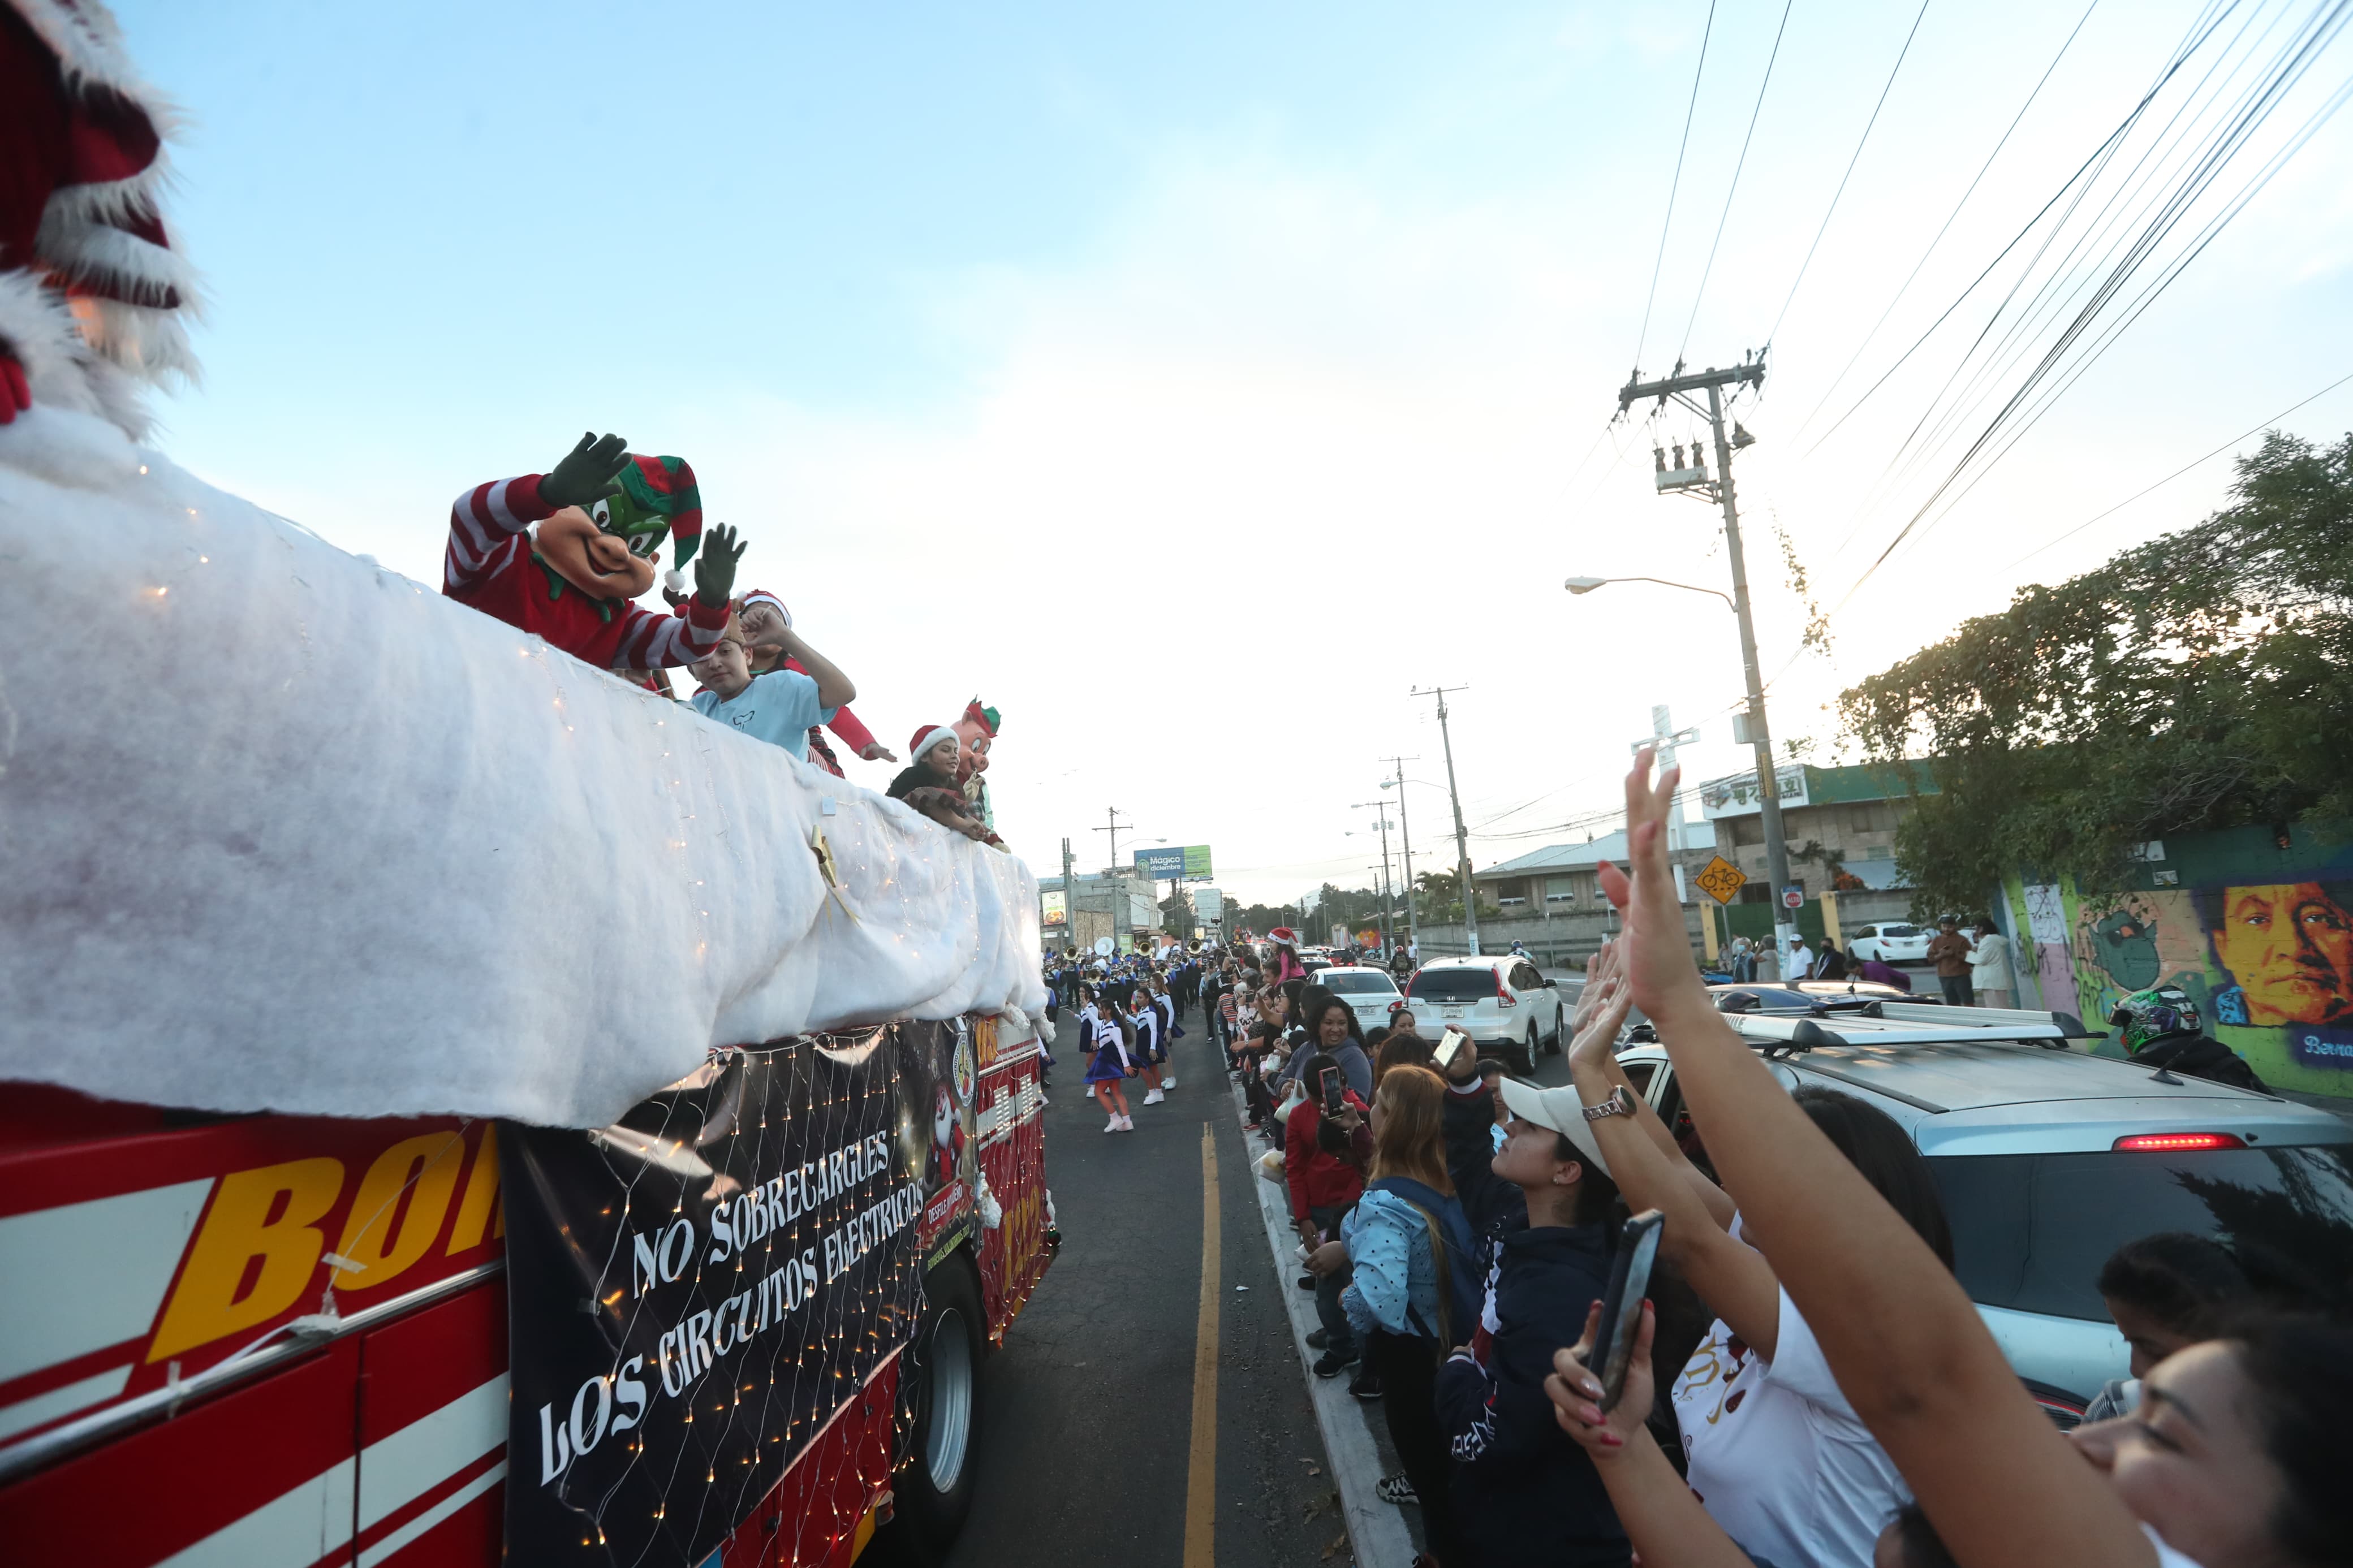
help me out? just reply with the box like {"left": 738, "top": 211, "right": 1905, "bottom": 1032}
{"left": 1340, "top": 1178, "right": 1477, "bottom": 1345}
{"left": 1435, "top": 1222, "right": 1630, "bottom": 1565}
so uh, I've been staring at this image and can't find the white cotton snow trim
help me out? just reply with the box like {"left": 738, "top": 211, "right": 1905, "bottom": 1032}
{"left": 0, "top": 444, "right": 1050, "bottom": 1129}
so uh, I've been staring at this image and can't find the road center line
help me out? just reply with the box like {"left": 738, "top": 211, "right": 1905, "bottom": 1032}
{"left": 1184, "top": 1119, "right": 1220, "bottom": 1568}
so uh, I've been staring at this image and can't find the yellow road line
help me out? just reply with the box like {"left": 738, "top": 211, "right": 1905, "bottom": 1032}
{"left": 1184, "top": 1120, "right": 1221, "bottom": 1568}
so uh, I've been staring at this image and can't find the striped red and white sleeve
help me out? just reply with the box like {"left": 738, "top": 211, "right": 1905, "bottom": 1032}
{"left": 824, "top": 701, "right": 880, "bottom": 754}
{"left": 612, "top": 594, "right": 730, "bottom": 670}
{"left": 443, "top": 474, "right": 553, "bottom": 593}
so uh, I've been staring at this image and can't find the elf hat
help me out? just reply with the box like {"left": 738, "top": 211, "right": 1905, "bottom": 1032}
{"left": 740, "top": 589, "right": 791, "bottom": 629}
{"left": 910, "top": 725, "right": 960, "bottom": 762}
{"left": 600, "top": 455, "right": 703, "bottom": 594}
{"left": 961, "top": 697, "right": 1001, "bottom": 737}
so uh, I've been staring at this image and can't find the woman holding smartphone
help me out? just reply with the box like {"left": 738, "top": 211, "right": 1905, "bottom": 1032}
{"left": 1550, "top": 752, "right": 2353, "bottom": 1568}
{"left": 1563, "top": 943, "right": 1949, "bottom": 1568}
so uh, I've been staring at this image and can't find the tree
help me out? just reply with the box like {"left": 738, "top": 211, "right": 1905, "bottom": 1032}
{"left": 1839, "top": 431, "right": 2353, "bottom": 915}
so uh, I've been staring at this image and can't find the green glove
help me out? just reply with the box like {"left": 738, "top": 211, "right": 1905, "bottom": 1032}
{"left": 539, "top": 430, "right": 631, "bottom": 509}
{"left": 694, "top": 522, "right": 747, "bottom": 608}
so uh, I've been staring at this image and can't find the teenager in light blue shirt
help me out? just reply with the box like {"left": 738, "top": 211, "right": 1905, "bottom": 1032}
{"left": 687, "top": 621, "right": 854, "bottom": 762}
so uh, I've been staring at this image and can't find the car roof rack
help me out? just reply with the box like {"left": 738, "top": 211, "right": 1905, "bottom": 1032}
{"left": 1720, "top": 1001, "right": 2099, "bottom": 1055}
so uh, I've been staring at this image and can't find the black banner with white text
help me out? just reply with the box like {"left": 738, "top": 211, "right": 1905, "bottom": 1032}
{"left": 500, "top": 1021, "right": 979, "bottom": 1565}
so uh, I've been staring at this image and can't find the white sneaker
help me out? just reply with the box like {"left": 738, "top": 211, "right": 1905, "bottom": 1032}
{"left": 1085, "top": 1085, "right": 1096, "bottom": 1099}
{"left": 1144, "top": 1088, "right": 1165, "bottom": 1105}
{"left": 1161, "top": 1075, "right": 1176, "bottom": 1090}
{"left": 1104, "top": 1115, "right": 1122, "bottom": 1133}
{"left": 1119, "top": 1115, "right": 1134, "bottom": 1131}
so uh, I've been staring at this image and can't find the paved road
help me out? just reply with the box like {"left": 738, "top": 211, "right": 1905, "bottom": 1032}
{"left": 945, "top": 1016, "right": 1355, "bottom": 1568}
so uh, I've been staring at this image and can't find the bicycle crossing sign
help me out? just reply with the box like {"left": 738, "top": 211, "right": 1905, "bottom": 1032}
{"left": 1694, "top": 855, "right": 1747, "bottom": 906}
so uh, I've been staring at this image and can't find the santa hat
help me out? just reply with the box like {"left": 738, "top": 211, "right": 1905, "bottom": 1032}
{"left": 605, "top": 455, "right": 703, "bottom": 594}
{"left": 962, "top": 697, "right": 1001, "bottom": 737}
{"left": 740, "top": 589, "right": 791, "bottom": 628}
{"left": 910, "top": 725, "right": 960, "bottom": 762}
{"left": 1269, "top": 927, "right": 1300, "bottom": 947}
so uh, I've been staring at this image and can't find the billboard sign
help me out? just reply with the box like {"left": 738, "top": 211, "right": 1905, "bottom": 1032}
{"left": 1134, "top": 844, "right": 1214, "bottom": 880}
{"left": 1040, "top": 888, "right": 1067, "bottom": 928}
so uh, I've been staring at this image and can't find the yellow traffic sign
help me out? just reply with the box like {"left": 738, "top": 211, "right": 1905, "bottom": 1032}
{"left": 1695, "top": 855, "right": 1748, "bottom": 906}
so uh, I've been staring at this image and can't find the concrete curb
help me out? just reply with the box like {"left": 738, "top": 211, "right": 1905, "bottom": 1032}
{"left": 1221, "top": 1074, "right": 1416, "bottom": 1568}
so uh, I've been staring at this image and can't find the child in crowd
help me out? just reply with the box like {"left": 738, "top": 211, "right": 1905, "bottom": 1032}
{"left": 1086, "top": 1000, "right": 1135, "bottom": 1133}
{"left": 687, "top": 618, "right": 856, "bottom": 764}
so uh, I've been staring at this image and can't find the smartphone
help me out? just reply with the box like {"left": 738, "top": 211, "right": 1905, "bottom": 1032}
{"left": 1321, "top": 1066, "right": 1345, "bottom": 1115}
{"left": 1433, "top": 1026, "right": 1471, "bottom": 1072}
{"left": 1585, "top": 1209, "right": 1665, "bottom": 1411}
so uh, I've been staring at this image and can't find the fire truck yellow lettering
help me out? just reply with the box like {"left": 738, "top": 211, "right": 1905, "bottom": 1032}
{"left": 149, "top": 1156, "right": 345, "bottom": 1362}
{"left": 445, "top": 1124, "right": 501, "bottom": 1254}
{"left": 333, "top": 1133, "right": 464, "bottom": 1290}
{"left": 611, "top": 1356, "right": 647, "bottom": 1432}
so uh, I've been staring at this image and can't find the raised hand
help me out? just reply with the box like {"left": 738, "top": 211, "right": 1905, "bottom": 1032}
{"left": 1571, "top": 939, "right": 1622, "bottom": 1034}
{"left": 540, "top": 431, "right": 630, "bottom": 509}
{"left": 693, "top": 522, "right": 747, "bottom": 608}
{"left": 1596, "top": 748, "right": 1709, "bottom": 1025}
{"left": 1567, "top": 970, "right": 1634, "bottom": 1077}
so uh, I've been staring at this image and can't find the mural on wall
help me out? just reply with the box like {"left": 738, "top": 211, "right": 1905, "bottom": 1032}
{"left": 2046, "top": 880, "right": 2353, "bottom": 1087}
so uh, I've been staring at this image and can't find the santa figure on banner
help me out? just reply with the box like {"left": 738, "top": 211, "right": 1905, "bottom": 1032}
{"left": 0, "top": 0, "right": 202, "bottom": 442}
{"left": 930, "top": 1083, "right": 966, "bottom": 1189}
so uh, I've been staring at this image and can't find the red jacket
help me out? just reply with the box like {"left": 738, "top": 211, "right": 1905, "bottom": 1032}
{"left": 1285, "top": 1092, "right": 1367, "bottom": 1223}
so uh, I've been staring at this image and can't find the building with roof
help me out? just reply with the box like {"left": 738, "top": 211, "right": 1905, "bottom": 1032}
{"left": 1699, "top": 759, "right": 1937, "bottom": 901}
{"left": 1469, "top": 823, "right": 1722, "bottom": 913}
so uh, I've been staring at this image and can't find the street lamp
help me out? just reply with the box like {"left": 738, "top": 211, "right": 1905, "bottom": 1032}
{"left": 1564, "top": 564, "right": 1798, "bottom": 978}
{"left": 1563, "top": 574, "right": 1734, "bottom": 611}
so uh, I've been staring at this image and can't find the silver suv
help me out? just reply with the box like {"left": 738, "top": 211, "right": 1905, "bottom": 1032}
{"left": 1614, "top": 995, "right": 2353, "bottom": 1421}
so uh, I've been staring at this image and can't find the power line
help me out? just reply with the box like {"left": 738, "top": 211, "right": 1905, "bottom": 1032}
{"left": 2002, "top": 368, "right": 2353, "bottom": 572}
{"left": 1679, "top": 0, "right": 1796, "bottom": 363}
{"left": 1788, "top": 0, "right": 2102, "bottom": 446}
{"left": 1632, "top": 0, "right": 1720, "bottom": 377}
{"left": 1765, "top": 0, "right": 1933, "bottom": 347}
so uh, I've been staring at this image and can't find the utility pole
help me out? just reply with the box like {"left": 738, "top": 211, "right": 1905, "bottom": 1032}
{"left": 1411, "top": 686, "right": 1480, "bottom": 956}
{"left": 1059, "top": 836, "right": 1075, "bottom": 953}
{"left": 1619, "top": 352, "right": 1797, "bottom": 971}
{"left": 1092, "top": 807, "right": 1132, "bottom": 950}
{"left": 1351, "top": 801, "right": 1398, "bottom": 957}
{"left": 1382, "top": 755, "right": 1420, "bottom": 953}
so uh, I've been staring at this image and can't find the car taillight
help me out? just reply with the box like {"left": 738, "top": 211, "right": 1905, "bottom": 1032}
{"left": 2113, "top": 1131, "right": 2246, "bottom": 1152}
{"left": 1494, "top": 970, "right": 1516, "bottom": 1005}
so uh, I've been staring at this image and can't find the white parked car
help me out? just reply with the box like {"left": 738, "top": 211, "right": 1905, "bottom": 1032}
{"left": 1403, "top": 956, "right": 1565, "bottom": 1073}
{"left": 1315, "top": 966, "right": 1404, "bottom": 1035}
{"left": 1848, "top": 922, "right": 1932, "bottom": 964}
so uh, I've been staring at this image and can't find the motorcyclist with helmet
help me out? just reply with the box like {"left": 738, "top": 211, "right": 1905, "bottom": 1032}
{"left": 2109, "top": 984, "right": 2268, "bottom": 1091}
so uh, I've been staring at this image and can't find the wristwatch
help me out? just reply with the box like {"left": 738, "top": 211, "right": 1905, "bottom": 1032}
{"left": 1581, "top": 1085, "right": 1638, "bottom": 1123}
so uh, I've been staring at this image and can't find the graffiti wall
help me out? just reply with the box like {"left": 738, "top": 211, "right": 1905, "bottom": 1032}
{"left": 2007, "top": 824, "right": 2353, "bottom": 1095}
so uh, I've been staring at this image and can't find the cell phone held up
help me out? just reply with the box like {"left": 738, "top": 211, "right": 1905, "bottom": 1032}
{"left": 1433, "top": 1026, "right": 1471, "bottom": 1072}
{"left": 1585, "top": 1208, "right": 1665, "bottom": 1412}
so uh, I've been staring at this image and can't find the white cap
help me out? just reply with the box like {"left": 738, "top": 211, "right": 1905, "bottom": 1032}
{"left": 1494, "top": 1077, "right": 1614, "bottom": 1179}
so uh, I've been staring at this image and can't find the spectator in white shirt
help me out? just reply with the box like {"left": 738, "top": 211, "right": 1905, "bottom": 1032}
{"left": 1969, "top": 921, "right": 2016, "bottom": 1008}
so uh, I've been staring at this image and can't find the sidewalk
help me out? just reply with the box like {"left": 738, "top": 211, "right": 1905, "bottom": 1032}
{"left": 1222, "top": 1072, "right": 1416, "bottom": 1568}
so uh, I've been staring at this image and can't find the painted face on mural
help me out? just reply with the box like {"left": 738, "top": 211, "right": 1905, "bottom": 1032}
{"left": 2211, "top": 882, "right": 2353, "bottom": 1025}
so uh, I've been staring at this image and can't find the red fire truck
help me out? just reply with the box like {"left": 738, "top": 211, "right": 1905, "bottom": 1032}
{"left": 0, "top": 1016, "right": 1051, "bottom": 1566}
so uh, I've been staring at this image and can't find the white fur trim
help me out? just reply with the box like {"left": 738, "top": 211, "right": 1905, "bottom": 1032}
{"left": 663, "top": 568, "right": 687, "bottom": 595}
{"left": 0, "top": 265, "right": 148, "bottom": 438}
{"left": 8, "top": 0, "right": 167, "bottom": 110}
{"left": 914, "top": 726, "right": 959, "bottom": 762}
{"left": 36, "top": 208, "right": 204, "bottom": 317}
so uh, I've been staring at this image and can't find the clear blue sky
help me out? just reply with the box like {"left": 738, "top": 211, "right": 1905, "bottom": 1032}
{"left": 124, "top": 1, "right": 2353, "bottom": 902}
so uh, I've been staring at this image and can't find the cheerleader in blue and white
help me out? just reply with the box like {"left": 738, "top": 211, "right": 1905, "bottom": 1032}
{"left": 1078, "top": 987, "right": 1103, "bottom": 1100}
{"left": 1149, "top": 977, "right": 1179, "bottom": 1093}
{"left": 1130, "top": 991, "right": 1165, "bottom": 1107}
{"left": 1085, "top": 1005, "right": 1135, "bottom": 1131}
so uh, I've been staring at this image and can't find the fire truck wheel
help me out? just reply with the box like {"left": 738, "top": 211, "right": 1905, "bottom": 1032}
{"left": 879, "top": 1253, "right": 986, "bottom": 1562}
